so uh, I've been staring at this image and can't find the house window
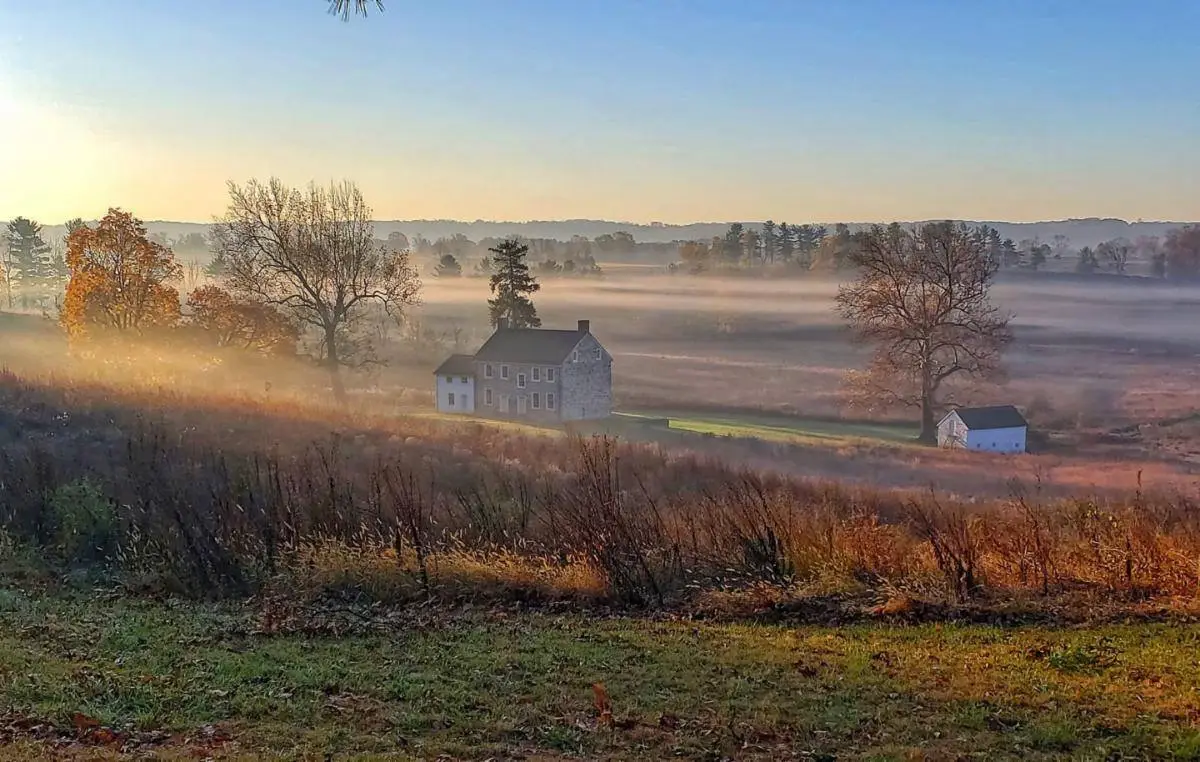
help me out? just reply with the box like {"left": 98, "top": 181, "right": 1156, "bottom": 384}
{"left": 532, "top": 367, "right": 541, "bottom": 382}
{"left": 485, "top": 364, "right": 494, "bottom": 379}
{"left": 546, "top": 392, "right": 556, "bottom": 410}
{"left": 485, "top": 388, "right": 493, "bottom": 406}
{"left": 500, "top": 365, "right": 509, "bottom": 380}
{"left": 460, "top": 376, "right": 469, "bottom": 384}
{"left": 447, "top": 392, "right": 456, "bottom": 407}
{"left": 572, "top": 350, "right": 579, "bottom": 362}
{"left": 547, "top": 367, "right": 556, "bottom": 383}
{"left": 517, "top": 373, "right": 526, "bottom": 389}
{"left": 593, "top": 348, "right": 602, "bottom": 360}
{"left": 532, "top": 392, "right": 541, "bottom": 409}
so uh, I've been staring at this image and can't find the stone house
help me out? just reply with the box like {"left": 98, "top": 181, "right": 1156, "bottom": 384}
{"left": 433, "top": 320, "right": 612, "bottom": 424}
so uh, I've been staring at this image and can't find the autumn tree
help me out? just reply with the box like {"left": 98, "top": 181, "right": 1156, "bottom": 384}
{"left": 811, "top": 224, "right": 859, "bottom": 271}
{"left": 186, "top": 285, "right": 298, "bottom": 355}
{"left": 678, "top": 240, "right": 712, "bottom": 273}
{"left": 487, "top": 237, "right": 540, "bottom": 329}
{"left": 1164, "top": 225, "right": 1200, "bottom": 281}
{"left": 211, "top": 178, "right": 421, "bottom": 400}
{"left": 61, "top": 209, "right": 182, "bottom": 338}
{"left": 836, "top": 222, "right": 1013, "bottom": 443}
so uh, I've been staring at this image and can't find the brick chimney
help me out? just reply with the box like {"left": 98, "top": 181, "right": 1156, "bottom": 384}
{"left": 577, "top": 319, "right": 590, "bottom": 333}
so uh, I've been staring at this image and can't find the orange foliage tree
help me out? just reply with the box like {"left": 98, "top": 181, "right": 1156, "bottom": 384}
{"left": 1164, "top": 225, "right": 1200, "bottom": 281}
{"left": 61, "top": 209, "right": 182, "bottom": 338}
{"left": 186, "top": 285, "right": 299, "bottom": 355}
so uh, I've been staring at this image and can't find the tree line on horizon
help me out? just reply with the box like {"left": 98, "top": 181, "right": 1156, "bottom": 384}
{"left": 671, "top": 220, "right": 1200, "bottom": 280}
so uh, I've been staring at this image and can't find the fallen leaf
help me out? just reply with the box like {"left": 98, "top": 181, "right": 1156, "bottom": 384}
{"left": 71, "top": 712, "right": 101, "bottom": 733}
{"left": 592, "top": 682, "right": 613, "bottom": 727}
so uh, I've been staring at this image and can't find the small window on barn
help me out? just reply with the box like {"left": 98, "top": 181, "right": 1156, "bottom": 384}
{"left": 531, "top": 392, "right": 541, "bottom": 409}
{"left": 572, "top": 350, "right": 579, "bottom": 362}
{"left": 485, "top": 388, "right": 493, "bottom": 406}
{"left": 593, "top": 348, "right": 602, "bottom": 360}
{"left": 485, "top": 364, "right": 494, "bottom": 378}
{"left": 501, "top": 365, "right": 509, "bottom": 380}
{"left": 461, "top": 376, "right": 469, "bottom": 384}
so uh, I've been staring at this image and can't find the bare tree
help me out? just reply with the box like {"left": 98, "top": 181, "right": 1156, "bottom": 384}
{"left": 211, "top": 178, "right": 421, "bottom": 401}
{"left": 836, "top": 222, "right": 1014, "bottom": 443}
{"left": 328, "top": 0, "right": 384, "bottom": 20}
{"left": 1096, "top": 238, "right": 1132, "bottom": 274}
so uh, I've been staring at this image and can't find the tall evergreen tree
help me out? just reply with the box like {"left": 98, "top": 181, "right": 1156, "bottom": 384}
{"left": 722, "top": 223, "right": 744, "bottom": 265}
{"left": 777, "top": 222, "right": 795, "bottom": 263}
{"left": 761, "top": 220, "right": 777, "bottom": 264}
{"left": 5, "top": 217, "right": 51, "bottom": 281}
{"left": 487, "top": 238, "right": 541, "bottom": 329}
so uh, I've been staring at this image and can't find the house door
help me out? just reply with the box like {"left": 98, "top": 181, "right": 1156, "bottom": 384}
{"left": 499, "top": 395, "right": 510, "bottom": 413}
{"left": 517, "top": 395, "right": 528, "bottom": 414}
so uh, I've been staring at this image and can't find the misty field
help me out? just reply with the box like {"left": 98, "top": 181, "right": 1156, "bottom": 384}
{"left": 3, "top": 269, "right": 1200, "bottom": 496}
{"left": 397, "top": 270, "right": 1200, "bottom": 494}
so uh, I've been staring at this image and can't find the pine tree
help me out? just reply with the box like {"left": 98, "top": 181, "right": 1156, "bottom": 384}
{"left": 722, "top": 223, "right": 744, "bottom": 265}
{"left": 761, "top": 220, "right": 777, "bottom": 265}
{"left": 487, "top": 238, "right": 540, "bottom": 329}
{"left": 777, "top": 222, "right": 795, "bottom": 263}
{"left": 5, "top": 217, "right": 51, "bottom": 282}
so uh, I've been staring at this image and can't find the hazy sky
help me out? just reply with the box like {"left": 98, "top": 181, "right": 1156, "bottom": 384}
{"left": 2, "top": 0, "right": 1198, "bottom": 224}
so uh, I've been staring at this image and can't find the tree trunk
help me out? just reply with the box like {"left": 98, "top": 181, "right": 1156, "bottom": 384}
{"left": 919, "top": 397, "right": 937, "bottom": 444}
{"left": 918, "top": 372, "right": 937, "bottom": 444}
{"left": 325, "top": 324, "right": 346, "bottom": 404}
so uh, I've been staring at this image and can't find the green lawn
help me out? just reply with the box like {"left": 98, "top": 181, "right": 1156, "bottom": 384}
{"left": 621, "top": 409, "right": 919, "bottom": 447}
{"left": 2, "top": 589, "right": 1199, "bottom": 760}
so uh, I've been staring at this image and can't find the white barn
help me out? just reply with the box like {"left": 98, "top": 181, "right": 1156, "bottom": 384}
{"left": 434, "top": 354, "right": 476, "bottom": 414}
{"left": 937, "top": 405, "right": 1028, "bottom": 453}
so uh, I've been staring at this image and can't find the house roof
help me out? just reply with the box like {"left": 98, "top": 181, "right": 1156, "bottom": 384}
{"left": 433, "top": 354, "right": 476, "bottom": 376}
{"left": 944, "top": 405, "right": 1028, "bottom": 430}
{"left": 472, "top": 328, "right": 587, "bottom": 365}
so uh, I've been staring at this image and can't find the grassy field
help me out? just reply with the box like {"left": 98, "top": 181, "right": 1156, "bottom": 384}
{"left": 3, "top": 589, "right": 1200, "bottom": 760}
{"left": 621, "top": 410, "right": 919, "bottom": 446}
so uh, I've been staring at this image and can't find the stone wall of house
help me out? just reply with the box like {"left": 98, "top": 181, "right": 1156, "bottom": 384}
{"left": 473, "top": 359, "right": 564, "bottom": 425}
{"left": 561, "top": 333, "right": 613, "bottom": 421}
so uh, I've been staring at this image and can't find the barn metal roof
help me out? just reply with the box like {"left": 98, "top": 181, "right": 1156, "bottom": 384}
{"left": 946, "top": 405, "right": 1028, "bottom": 430}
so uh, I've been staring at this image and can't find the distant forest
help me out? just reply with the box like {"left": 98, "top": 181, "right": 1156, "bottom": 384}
{"left": 12, "top": 217, "right": 1195, "bottom": 250}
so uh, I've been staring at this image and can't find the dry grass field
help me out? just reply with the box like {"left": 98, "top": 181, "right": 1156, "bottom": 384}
{"left": 401, "top": 271, "right": 1200, "bottom": 496}
{"left": 2, "top": 269, "right": 1200, "bottom": 497}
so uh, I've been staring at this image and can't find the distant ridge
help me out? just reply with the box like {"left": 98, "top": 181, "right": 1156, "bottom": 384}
{"left": 10, "top": 217, "right": 1196, "bottom": 248}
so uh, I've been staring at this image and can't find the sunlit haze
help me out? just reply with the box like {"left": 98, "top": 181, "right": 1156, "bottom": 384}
{"left": 2, "top": 0, "right": 1198, "bottom": 223}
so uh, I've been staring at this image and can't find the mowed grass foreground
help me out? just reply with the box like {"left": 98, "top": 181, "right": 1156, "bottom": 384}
{"left": 2, "top": 591, "right": 1200, "bottom": 760}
